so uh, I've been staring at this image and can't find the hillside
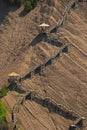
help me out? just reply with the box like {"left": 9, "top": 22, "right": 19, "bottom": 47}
{"left": 0, "top": 0, "right": 87, "bottom": 130}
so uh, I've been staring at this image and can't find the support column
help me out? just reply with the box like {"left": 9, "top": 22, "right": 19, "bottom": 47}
{"left": 55, "top": 26, "right": 58, "bottom": 33}
{"left": 63, "top": 45, "right": 70, "bottom": 53}
{"left": 30, "top": 90, "right": 36, "bottom": 100}
{"left": 22, "top": 97, "right": 25, "bottom": 105}
{"left": 58, "top": 50, "right": 63, "bottom": 57}
{"left": 46, "top": 32, "right": 50, "bottom": 42}
{"left": 61, "top": 20, "right": 64, "bottom": 26}
{"left": 50, "top": 56, "right": 55, "bottom": 64}
{"left": 43, "top": 97, "right": 50, "bottom": 107}
{"left": 42, "top": 33, "right": 47, "bottom": 42}
{"left": 30, "top": 70, "right": 35, "bottom": 78}
{"left": 68, "top": 8, "right": 71, "bottom": 14}
{"left": 40, "top": 63, "right": 45, "bottom": 75}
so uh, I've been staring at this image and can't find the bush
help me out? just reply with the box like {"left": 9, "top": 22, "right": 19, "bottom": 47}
{"left": 0, "top": 101, "right": 6, "bottom": 121}
{"left": 24, "top": 1, "right": 32, "bottom": 12}
{"left": 0, "top": 87, "right": 9, "bottom": 99}
{"left": 4, "top": 0, "right": 39, "bottom": 12}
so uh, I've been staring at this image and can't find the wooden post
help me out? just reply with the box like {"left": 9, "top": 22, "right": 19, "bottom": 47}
{"left": 40, "top": 63, "right": 45, "bottom": 75}
{"left": 30, "top": 90, "right": 36, "bottom": 100}
{"left": 43, "top": 97, "right": 50, "bottom": 107}
{"left": 46, "top": 32, "right": 49, "bottom": 42}
{"left": 68, "top": 8, "right": 71, "bottom": 14}
{"left": 61, "top": 20, "right": 64, "bottom": 26}
{"left": 30, "top": 70, "right": 35, "bottom": 78}
{"left": 55, "top": 26, "right": 57, "bottom": 33}
{"left": 58, "top": 50, "right": 63, "bottom": 57}
{"left": 63, "top": 45, "right": 69, "bottom": 53}
{"left": 50, "top": 55, "right": 56, "bottom": 64}
{"left": 21, "top": 97, "right": 25, "bottom": 105}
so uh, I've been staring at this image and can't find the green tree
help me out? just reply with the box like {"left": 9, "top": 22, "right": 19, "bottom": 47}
{"left": 24, "top": 0, "right": 32, "bottom": 12}
{"left": 0, "top": 87, "right": 9, "bottom": 99}
{"left": 0, "top": 101, "right": 6, "bottom": 121}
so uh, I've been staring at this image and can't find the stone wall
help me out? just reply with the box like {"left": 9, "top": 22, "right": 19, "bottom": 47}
{"left": 12, "top": 90, "right": 86, "bottom": 129}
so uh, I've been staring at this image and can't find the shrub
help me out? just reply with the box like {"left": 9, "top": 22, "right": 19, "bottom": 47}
{"left": 4, "top": 0, "right": 39, "bottom": 12}
{"left": 0, "top": 101, "right": 6, "bottom": 121}
{"left": 24, "top": 0, "right": 32, "bottom": 12}
{"left": 0, "top": 87, "right": 9, "bottom": 99}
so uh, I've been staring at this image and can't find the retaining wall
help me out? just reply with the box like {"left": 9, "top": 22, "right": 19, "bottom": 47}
{"left": 19, "top": 43, "right": 70, "bottom": 81}
{"left": 12, "top": 90, "right": 86, "bottom": 129}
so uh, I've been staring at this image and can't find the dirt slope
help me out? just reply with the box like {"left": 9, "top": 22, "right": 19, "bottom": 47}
{"left": 0, "top": 0, "right": 87, "bottom": 130}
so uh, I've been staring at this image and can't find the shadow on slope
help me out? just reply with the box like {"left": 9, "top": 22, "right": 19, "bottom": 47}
{"left": 30, "top": 33, "right": 45, "bottom": 46}
{"left": 30, "top": 32, "right": 63, "bottom": 47}
{"left": 8, "top": 84, "right": 26, "bottom": 94}
{"left": 19, "top": 10, "right": 28, "bottom": 17}
{"left": 0, "top": 1, "right": 17, "bottom": 24}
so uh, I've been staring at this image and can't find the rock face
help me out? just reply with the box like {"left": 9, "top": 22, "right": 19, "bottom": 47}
{"left": 0, "top": 0, "right": 87, "bottom": 130}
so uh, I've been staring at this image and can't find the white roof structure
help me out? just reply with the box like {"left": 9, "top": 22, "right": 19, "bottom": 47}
{"left": 8, "top": 72, "right": 20, "bottom": 77}
{"left": 39, "top": 23, "right": 50, "bottom": 27}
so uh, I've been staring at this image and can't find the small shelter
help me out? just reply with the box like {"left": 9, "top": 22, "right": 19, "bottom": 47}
{"left": 38, "top": 23, "right": 50, "bottom": 33}
{"left": 8, "top": 72, "right": 20, "bottom": 84}
{"left": 69, "top": 125, "right": 76, "bottom": 130}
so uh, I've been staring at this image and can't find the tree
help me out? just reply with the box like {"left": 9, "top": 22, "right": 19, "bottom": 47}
{"left": 24, "top": 0, "right": 32, "bottom": 12}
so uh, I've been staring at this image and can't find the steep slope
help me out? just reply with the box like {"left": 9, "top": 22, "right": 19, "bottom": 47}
{"left": 0, "top": 0, "right": 67, "bottom": 87}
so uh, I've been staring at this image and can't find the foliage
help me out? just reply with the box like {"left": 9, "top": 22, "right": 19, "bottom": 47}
{"left": 4, "top": 0, "right": 39, "bottom": 12}
{"left": 24, "top": 0, "right": 32, "bottom": 12}
{"left": 0, "top": 87, "right": 9, "bottom": 99}
{"left": 0, "top": 101, "right": 6, "bottom": 121}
